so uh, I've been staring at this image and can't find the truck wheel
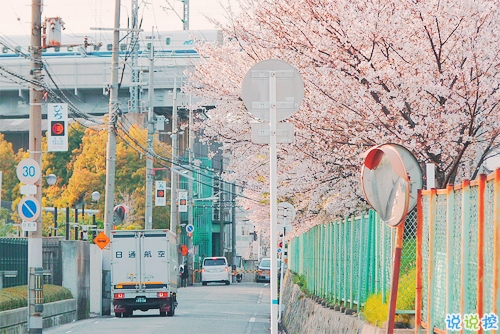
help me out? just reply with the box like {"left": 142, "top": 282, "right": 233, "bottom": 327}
{"left": 160, "top": 310, "right": 166, "bottom": 317}
{"left": 115, "top": 312, "right": 122, "bottom": 318}
{"left": 167, "top": 299, "right": 175, "bottom": 317}
{"left": 202, "top": 282, "right": 207, "bottom": 286}
{"left": 225, "top": 280, "right": 230, "bottom": 285}
{"left": 124, "top": 308, "right": 133, "bottom": 317}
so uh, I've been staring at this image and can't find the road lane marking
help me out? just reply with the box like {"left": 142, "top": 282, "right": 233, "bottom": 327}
{"left": 249, "top": 317, "right": 256, "bottom": 322}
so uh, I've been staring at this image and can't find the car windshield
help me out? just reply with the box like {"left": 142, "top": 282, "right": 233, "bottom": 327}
{"left": 259, "top": 259, "right": 271, "bottom": 268}
{"left": 204, "top": 258, "right": 226, "bottom": 266}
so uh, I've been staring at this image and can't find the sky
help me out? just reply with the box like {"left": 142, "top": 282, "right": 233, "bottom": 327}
{"left": 0, "top": 0, "right": 237, "bottom": 37}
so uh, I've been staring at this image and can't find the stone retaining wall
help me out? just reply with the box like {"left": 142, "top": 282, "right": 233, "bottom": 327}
{"left": 280, "top": 272, "right": 414, "bottom": 334}
{"left": 0, "top": 299, "right": 76, "bottom": 334}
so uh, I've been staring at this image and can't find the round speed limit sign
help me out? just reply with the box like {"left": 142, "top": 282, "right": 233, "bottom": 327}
{"left": 17, "top": 158, "right": 41, "bottom": 185}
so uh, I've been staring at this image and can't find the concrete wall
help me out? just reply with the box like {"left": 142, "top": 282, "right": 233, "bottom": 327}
{"left": 61, "top": 241, "right": 90, "bottom": 320}
{"left": 0, "top": 299, "right": 76, "bottom": 334}
{"left": 89, "top": 244, "right": 102, "bottom": 315}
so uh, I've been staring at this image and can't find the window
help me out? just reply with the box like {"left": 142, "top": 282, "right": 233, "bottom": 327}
{"left": 15, "top": 46, "right": 21, "bottom": 53}
{"left": 165, "top": 37, "right": 171, "bottom": 45}
{"left": 203, "top": 258, "right": 227, "bottom": 266}
{"left": 2, "top": 46, "right": 8, "bottom": 53}
{"left": 120, "top": 44, "right": 126, "bottom": 51}
{"left": 67, "top": 46, "right": 73, "bottom": 52}
{"left": 54, "top": 47, "right": 60, "bottom": 52}
{"left": 107, "top": 44, "right": 112, "bottom": 51}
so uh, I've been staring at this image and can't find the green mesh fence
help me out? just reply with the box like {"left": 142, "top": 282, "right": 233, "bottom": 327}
{"left": 288, "top": 210, "right": 417, "bottom": 313}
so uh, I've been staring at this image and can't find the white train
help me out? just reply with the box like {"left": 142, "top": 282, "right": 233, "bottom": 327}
{"left": 0, "top": 29, "right": 223, "bottom": 59}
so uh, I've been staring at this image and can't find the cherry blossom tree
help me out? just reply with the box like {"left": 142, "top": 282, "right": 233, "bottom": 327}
{"left": 186, "top": 0, "right": 500, "bottom": 231}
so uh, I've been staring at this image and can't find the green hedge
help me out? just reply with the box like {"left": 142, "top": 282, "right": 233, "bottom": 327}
{"left": 0, "top": 284, "right": 73, "bottom": 312}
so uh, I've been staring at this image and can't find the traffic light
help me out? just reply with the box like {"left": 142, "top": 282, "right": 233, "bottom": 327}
{"left": 113, "top": 204, "right": 128, "bottom": 225}
{"left": 50, "top": 121, "right": 65, "bottom": 136}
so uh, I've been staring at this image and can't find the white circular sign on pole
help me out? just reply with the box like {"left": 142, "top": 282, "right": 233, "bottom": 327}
{"left": 18, "top": 196, "right": 41, "bottom": 222}
{"left": 186, "top": 224, "right": 194, "bottom": 234}
{"left": 16, "top": 158, "right": 41, "bottom": 185}
{"left": 242, "top": 59, "right": 304, "bottom": 122}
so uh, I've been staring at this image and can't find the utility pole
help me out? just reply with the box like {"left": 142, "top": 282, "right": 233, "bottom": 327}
{"left": 28, "top": 1, "right": 43, "bottom": 332}
{"left": 102, "top": 0, "right": 121, "bottom": 316}
{"left": 183, "top": 0, "right": 190, "bottom": 30}
{"left": 145, "top": 29, "right": 154, "bottom": 230}
{"left": 129, "top": 0, "right": 139, "bottom": 113}
{"left": 170, "top": 78, "right": 178, "bottom": 233}
{"left": 187, "top": 96, "right": 194, "bottom": 283}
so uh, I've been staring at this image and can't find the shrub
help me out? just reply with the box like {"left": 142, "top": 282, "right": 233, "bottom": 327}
{"left": 292, "top": 273, "right": 309, "bottom": 295}
{"left": 0, "top": 284, "right": 73, "bottom": 312}
{"left": 362, "top": 267, "right": 416, "bottom": 327}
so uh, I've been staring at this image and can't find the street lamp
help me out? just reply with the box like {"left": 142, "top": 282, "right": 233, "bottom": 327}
{"left": 80, "top": 191, "right": 101, "bottom": 241}
{"left": 45, "top": 174, "right": 57, "bottom": 186}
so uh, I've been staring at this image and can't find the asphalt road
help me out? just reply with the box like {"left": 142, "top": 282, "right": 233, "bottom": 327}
{"left": 45, "top": 282, "right": 271, "bottom": 334}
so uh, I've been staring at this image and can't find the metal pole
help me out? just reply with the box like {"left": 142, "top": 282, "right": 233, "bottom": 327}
{"left": 278, "top": 227, "right": 286, "bottom": 322}
{"left": 65, "top": 207, "right": 70, "bottom": 241}
{"left": 92, "top": 214, "right": 97, "bottom": 243}
{"left": 187, "top": 96, "right": 194, "bottom": 284}
{"left": 102, "top": 0, "right": 121, "bottom": 316}
{"left": 182, "top": 0, "right": 189, "bottom": 30}
{"left": 74, "top": 208, "right": 79, "bottom": 240}
{"left": 269, "top": 70, "right": 278, "bottom": 334}
{"left": 231, "top": 183, "right": 236, "bottom": 282}
{"left": 53, "top": 207, "right": 58, "bottom": 236}
{"left": 219, "top": 166, "right": 224, "bottom": 257}
{"left": 28, "top": 1, "right": 43, "bottom": 331}
{"left": 387, "top": 222, "right": 406, "bottom": 334}
{"left": 170, "top": 77, "right": 178, "bottom": 233}
{"left": 145, "top": 27, "right": 154, "bottom": 230}
{"left": 129, "top": 0, "right": 139, "bottom": 114}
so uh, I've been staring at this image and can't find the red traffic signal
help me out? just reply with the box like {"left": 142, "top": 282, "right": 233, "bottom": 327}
{"left": 156, "top": 189, "right": 165, "bottom": 197}
{"left": 51, "top": 121, "right": 65, "bottom": 136}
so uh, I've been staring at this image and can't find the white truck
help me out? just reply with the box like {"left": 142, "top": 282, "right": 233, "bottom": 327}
{"left": 111, "top": 229, "right": 178, "bottom": 317}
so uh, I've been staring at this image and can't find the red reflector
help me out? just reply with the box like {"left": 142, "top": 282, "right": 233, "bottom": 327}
{"left": 157, "top": 292, "right": 169, "bottom": 298}
{"left": 225, "top": 267, "right": 228, "bottom": 272}
{"left": 114, "top": 293, "right": 125, "bottom": 299}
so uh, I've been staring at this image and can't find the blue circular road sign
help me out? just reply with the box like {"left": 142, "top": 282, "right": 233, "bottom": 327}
{"left": 18, "top": 197, "right": 41, "bottom": 222}
{"left": 186, "top": 224, "right": 194, "bottom": 233}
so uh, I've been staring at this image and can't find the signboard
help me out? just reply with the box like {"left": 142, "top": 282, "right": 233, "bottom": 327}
{"left": 242, "top": 59, "right": 304, "bottom": 122}
{"left": 18, "top": 196, "right": 41, "bottom": 222}
{"left": 251, "top": 122, "right": 295, "bottom": 144}
{"left": 93, "top": 231, "right": 110, "bottom": 250}
{"left": 155, "top": 181, "right": 166, "bottom": 206}
{"left": 186, "top": 224, "right": 194, "bottom": 234}
{"left": 16, "top": 158, "right": 41, "bottom": 185}
{"left": 47, "top": 103, "right": 68, "bottom": 152}
{"left": 178, "top": 191, "right": 187, "bottom": 213}
{"left": 22, "top": 221, "right": 37, "bottom": 232}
